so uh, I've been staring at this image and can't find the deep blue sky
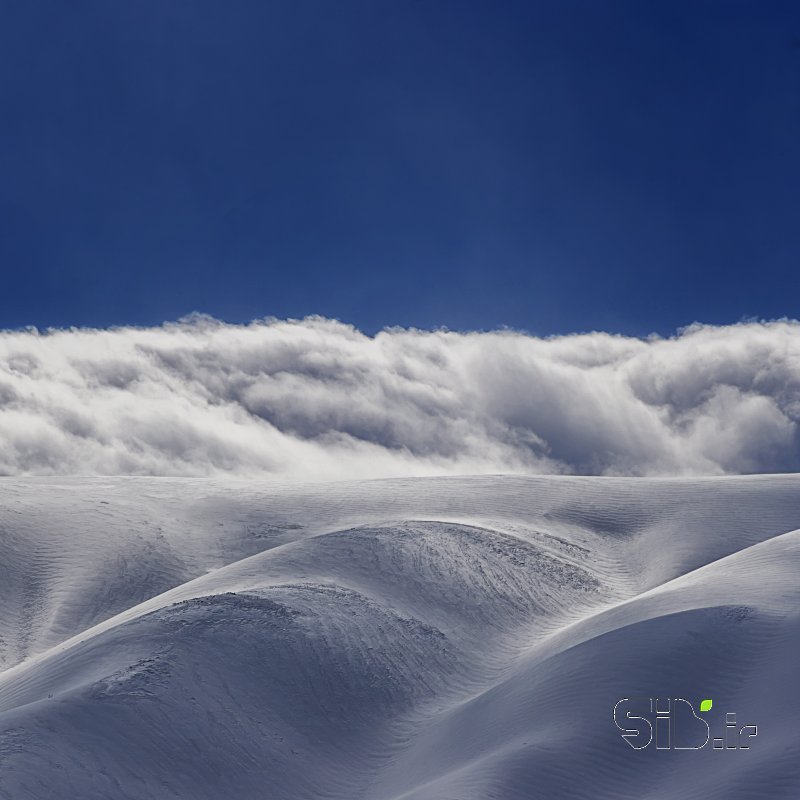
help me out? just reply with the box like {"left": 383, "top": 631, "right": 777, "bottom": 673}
{"left": 1, "top": 1, "right": 799, "bottom": 335}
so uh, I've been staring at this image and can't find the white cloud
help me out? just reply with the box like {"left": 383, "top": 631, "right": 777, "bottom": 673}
{"left": 0, "top": 316, "right": 798, "bottom": 478}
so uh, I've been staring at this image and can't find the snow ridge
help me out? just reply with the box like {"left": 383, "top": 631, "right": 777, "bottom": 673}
{"left": 1, "top": 475, "right": 799, "bottom": 799}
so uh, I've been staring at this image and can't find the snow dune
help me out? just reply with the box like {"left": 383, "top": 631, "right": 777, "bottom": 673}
{"left": 0, "top": 475, "right": 799, "bottom": 799}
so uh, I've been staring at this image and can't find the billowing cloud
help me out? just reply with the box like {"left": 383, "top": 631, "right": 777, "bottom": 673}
{"left": 0, "top": 316, "right": 798, "bottom": 479}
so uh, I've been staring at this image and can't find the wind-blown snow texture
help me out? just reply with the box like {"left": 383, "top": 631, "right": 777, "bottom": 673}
{"left": 2, "top": 317, "right": 800, "bottom": 478}
{"left": 1, "top": 475, "right": 799, "bottom": 799}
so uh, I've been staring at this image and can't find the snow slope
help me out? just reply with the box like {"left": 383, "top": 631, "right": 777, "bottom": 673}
{"left": 0, "top": 475, "right": 799, "bottom": 799}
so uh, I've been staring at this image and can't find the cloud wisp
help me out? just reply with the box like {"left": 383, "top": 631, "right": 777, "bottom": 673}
{"left": 0, "top": 316, "right": 798, "bottom": 479}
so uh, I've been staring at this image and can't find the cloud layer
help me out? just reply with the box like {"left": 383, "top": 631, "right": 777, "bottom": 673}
{"left": 0, "top": 316, "right": 798, "bottom": 479}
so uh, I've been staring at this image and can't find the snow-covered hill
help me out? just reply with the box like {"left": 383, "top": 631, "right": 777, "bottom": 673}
{"left": 1, "top": 475, "right": 799, "bottom": 799}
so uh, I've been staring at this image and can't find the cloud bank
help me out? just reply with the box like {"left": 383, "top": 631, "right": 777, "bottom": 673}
{"left": 0, "top": 316, "right": 798, "bottom": 479}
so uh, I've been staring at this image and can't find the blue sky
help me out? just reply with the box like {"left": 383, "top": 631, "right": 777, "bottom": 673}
{"left": 1, "top": 1, "right": 798, "bottom": 335}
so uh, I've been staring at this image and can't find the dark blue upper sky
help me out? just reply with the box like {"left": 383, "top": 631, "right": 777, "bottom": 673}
{"left": 1, "top": 1, "right": 798, "bottom": 335}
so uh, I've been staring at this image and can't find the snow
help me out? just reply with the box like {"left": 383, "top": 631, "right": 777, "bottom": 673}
{"left": 1, "top": 474, "right": 799, "bottom": 798}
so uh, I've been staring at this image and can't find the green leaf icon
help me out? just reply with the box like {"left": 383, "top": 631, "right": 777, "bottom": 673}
{"left": 700, "top": 699, "right": 713, "bottom": 712}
